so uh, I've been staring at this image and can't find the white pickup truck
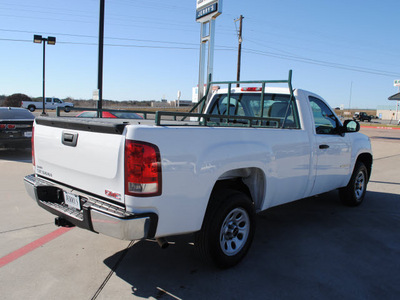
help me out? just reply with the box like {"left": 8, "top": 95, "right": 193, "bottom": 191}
{"left": 24, "top": 73, "right": 372, "bottom": 268}
{"left": 21, "top": 97, "right": 74, "bottom": 112}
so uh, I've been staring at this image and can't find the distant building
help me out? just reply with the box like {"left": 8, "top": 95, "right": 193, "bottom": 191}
{"left": 376, "top": 105, "right": 398, "bottom": 120}
{"left": 151, "top": 100, "right": 194, "bottom": 108}
{"left": 151, "top": 101, "right": 170, "bottom": 108}
{"left": 170, "top": 100, "right": 193, "bottom": 107}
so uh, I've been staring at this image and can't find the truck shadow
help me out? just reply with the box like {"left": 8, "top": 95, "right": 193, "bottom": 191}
{"left": 104, "top": 190, "right": 400, "bottom": 299}
{"left": 0, "top": 148, "right": 32, "bottom": 163}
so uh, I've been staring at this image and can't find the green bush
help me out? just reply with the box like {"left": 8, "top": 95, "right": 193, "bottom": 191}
{"left": 3, "top": 93, "right": 32, "bottom": 107}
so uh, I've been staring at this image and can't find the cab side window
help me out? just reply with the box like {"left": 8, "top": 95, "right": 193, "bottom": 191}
{"left": 309, "top": 96, "right": 339, "bottom": 134}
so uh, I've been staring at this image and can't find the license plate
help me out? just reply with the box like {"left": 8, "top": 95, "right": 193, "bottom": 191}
{"left": 24, "top": 131, "right": 32, "bottom": 138}
{"left": 63, "top": 191, "right": 81, "bottom": 210}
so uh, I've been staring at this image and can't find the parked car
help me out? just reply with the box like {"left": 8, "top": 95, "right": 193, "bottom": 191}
{"left": 353, "top": 111, "right": 371, "bottom": 122}
{"left": 0, "top": 107, "right": 34, "bottom": 148}
{"left": 76, "top": 111, "right": 143, "bottom": 119}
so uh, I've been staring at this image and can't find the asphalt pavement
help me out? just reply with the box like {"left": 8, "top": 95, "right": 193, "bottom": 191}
{"left": 0, "top": 127, "right": 399, "bottom": 300}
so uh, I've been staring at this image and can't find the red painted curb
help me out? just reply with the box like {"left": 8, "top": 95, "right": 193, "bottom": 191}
{"left": 361, "top": 126, "right": 400, "bottom": 130}
{"left": 0, "top": 227, "right": 72, "bottom": 268}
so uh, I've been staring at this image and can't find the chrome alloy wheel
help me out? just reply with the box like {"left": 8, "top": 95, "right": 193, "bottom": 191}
{"left": 354, "top": 170, "right": 366, "bottom": 200}
{"left": 219, "top": 207, "right": 250, "bottom": 256}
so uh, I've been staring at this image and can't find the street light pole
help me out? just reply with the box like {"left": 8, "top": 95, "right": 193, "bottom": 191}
{"left": 33, "top": 35, "right": 56, "bottom": 116}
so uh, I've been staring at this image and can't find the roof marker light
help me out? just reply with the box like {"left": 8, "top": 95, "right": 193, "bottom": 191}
{"left": 241, "top": 87, "right": 262, "bottom": 92}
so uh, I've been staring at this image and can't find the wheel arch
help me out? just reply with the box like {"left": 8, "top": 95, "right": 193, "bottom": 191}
{"left": 356, "top": 152, "right": 373, "bottom": 181}
{"left": 208, "top": 167, "right": 266, "bottom": 212}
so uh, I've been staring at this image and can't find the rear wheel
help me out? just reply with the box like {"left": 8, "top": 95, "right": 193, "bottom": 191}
{"left": 28, "top": 105, "right": 35, "bottom": 112}
{"left": 64, "top": 106, "right": 71, "bottom": 112}
{"left": 195, "top": 189, "right": 256, "bottom": 269}
{"left": 339, "top": 162, "right": 368, "bottom": 206}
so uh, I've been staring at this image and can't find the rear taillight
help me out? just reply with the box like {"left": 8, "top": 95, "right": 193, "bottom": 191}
{"left": 125, "top": 140, "right": 162, "bottom": 197}
{"left": 0, "top": 124, "right": 16, "bottom": 129}
{"left": 32, "top": 126, "right": 35, "bottom": 166}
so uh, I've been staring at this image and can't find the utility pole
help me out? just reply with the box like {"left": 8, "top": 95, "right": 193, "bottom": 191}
{"left": 348, "top": 81, "right": 353, "bottom": 112}
{"left": 235, "top": 15, "right": 244, "bottom": 87}
{"left": 97, "top": 0, "right": 105, "bottom": 117}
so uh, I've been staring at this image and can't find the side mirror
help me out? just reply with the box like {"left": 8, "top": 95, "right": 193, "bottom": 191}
{"left": 342, "top": 119, "right": 360, "bottom": 133}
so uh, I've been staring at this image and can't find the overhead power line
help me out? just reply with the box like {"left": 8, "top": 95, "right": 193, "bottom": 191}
{"left": 243, "top": 48, "right": 400, "bottom": 77}
{"left": 1, "top": 38, "right": 399, "bottom": 78}
{"left": 0, "top": 28, "right": 237, "bottom": 50}
{"left": 0, "top": 38, "right": 200, "bottom": 50}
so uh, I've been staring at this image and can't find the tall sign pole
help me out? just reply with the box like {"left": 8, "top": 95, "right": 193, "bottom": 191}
{"left": 235, "top": 15, "right": 244, "bottom": 87}
{"left": 196, "top": 0, "right": 222, "bottom": 103}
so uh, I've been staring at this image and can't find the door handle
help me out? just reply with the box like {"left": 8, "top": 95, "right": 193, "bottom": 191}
{"left": 62, "top": 131, "right": 78, "bottom": 147}
{"left": 319, "top": 144, "right": 329, "bottom": 149}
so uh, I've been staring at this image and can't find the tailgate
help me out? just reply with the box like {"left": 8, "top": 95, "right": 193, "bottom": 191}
{"left": 34, "top": 117, "right": 128, "bottom": 204}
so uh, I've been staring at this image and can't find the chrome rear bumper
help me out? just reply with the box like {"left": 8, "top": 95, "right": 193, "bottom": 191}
{"left": 24, "top": 174, "right": 158, "bottom": 241}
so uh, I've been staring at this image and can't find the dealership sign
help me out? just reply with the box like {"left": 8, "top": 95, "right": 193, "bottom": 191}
{"left": 196, "top": 0, "right": 222, "bottom": 22}
{"left": 196, "top": 0, "right": 216, "bottom": 9}
{"left": 394, "top": 79, "right": 400, "bottom": 87}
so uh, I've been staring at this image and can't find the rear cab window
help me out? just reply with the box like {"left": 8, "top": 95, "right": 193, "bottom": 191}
{"left": 208, "top": 92, "right": 300, "bottom": 129}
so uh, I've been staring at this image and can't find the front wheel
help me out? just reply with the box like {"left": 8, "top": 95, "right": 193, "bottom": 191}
{"left": 339, "top": 162, "right": 368, "bottom": 206}
{"left": 64, "top": 106, "right": 71, "bottom": 113}
{"left": 28, "top": 105, "right": 35, "bottom": 112}
{"left": 195, "top": 189, "right": 256, "bottom": 269}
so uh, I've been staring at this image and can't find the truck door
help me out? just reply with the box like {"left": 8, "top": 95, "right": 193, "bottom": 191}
{"left": 53, "top": 98, "right": 62, "bottom": 109}
{"left": 45, "top": 98, "right": 53, "bottom": 109}
{"left": 309, "top": 96, "right": 351, "bottom": 195}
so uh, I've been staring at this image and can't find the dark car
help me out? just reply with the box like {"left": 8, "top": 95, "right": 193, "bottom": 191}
{"left": 76, "top": 111, "right": 143, "bottom": 119}
{"left": 353, "top": 112, "right": 371, "bottom": 122}
{"left": 0, "top": 107, "right": 34, "bottom": 148}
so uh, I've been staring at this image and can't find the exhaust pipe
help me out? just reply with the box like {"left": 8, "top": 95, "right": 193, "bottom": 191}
{"left": 156, "top": 237, "right": 169, "bottom": 249}
{"left": 55, "top": 217, "right": 75, "bottom": 228}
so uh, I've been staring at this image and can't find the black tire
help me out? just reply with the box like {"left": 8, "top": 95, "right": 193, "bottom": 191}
{"left": 195, "top": 189, "right": 256, "bottom": 269}
{"left": 339, "top": 161, "right": 368, "bottom": 206}
{"left": 28, "top": 105, "right": 35, "bottom": 112}
{"left": 64, "top": 106, "right": 71, "bottom": 113}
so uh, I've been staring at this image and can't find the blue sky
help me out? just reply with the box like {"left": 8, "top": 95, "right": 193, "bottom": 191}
{"left": 0, "top": 0, "right": 399, "bottom": 109}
